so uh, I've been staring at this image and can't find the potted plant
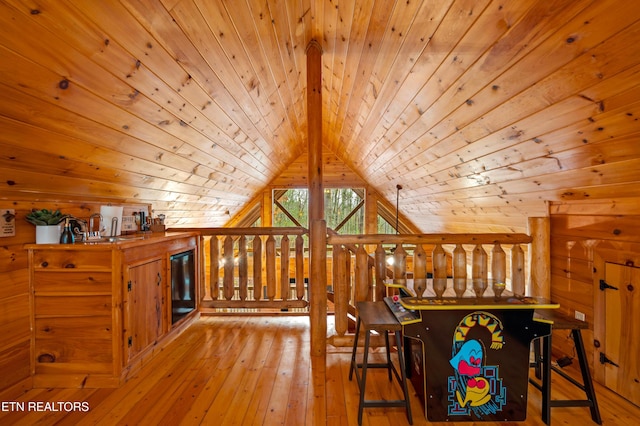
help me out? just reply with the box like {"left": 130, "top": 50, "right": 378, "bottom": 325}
{"left": 25, "top": 208, "right": 68, "bottom": 244}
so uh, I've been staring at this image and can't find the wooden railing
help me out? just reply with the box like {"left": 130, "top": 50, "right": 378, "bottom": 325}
{"left": 181, "top": 227, "right": 310, "bottom": 311}
{"left": 172, "top": 228, "right": 536, "bottom": 345}
{"left": 326, "top": 233, "right": 533, "bottom": 346}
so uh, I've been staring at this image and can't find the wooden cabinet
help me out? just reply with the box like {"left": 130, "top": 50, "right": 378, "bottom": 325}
{"left": 123, "top": 257, "right": 165, "bottom": 363}
{"left": 27, "top": 233, "right": 199, "bottom": 388}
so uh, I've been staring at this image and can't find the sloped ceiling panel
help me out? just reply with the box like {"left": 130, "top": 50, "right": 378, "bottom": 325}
{"left": 1, "top": 0, "right": 639, "bottom": 232}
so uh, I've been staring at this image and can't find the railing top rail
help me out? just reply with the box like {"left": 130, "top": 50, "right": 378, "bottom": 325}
{"left": 327, "top": 233, "right": 532, "bottom": 245}
{"left": 167, "top": 227, "right": 308, "bottom": 236}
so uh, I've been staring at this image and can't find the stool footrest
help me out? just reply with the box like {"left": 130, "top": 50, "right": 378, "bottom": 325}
{"left": 362, "top": 400, "right": 409, "bottom": 408}
{"left": 550, "top": 400, "right": 595, "bottom": 408}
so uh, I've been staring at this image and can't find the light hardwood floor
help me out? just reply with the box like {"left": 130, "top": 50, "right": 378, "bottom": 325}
{"left": 0, "top": 316, "right": 638, "bottom": 425}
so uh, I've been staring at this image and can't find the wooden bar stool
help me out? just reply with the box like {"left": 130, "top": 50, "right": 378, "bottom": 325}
{"left": 349, "top": 301, "right": 412, "bottom": 425}
{"left": 530, "top": 310, "right": 602, "bottom": 425}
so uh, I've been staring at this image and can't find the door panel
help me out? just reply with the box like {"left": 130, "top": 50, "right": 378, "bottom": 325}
{"left": 604, "top": 262, "right": 640, "bottom": 406}
{"left": 123, "top": 258, "right": 164, "bottom": 362}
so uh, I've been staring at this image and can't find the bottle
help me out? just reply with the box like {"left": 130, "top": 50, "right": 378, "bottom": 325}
{"left": 60, "top": 217, "right": 75, "bottom": 244}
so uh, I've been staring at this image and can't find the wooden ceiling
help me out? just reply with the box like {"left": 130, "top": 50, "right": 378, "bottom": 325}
{"left": 1, "top": 0, "right": 639, "bottom": 232}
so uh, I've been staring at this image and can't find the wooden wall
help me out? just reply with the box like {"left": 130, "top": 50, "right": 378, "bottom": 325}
{"left": 549, "top": 199, "right": 640, "bottom": 384}
{"left": 0, "top": 198, "right": 149, "bottom": 397}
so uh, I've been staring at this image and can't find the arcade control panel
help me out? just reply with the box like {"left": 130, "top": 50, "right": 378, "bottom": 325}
{"left": 384, "top": 295, "right": 421, "bottom": 325}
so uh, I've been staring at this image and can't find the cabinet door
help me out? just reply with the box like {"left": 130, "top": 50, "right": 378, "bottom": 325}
{"left": 123, "top": 258, "right": 165, "bottom": 362}
{"left": 603, "top": 262, "right": 640, "bottom": 406}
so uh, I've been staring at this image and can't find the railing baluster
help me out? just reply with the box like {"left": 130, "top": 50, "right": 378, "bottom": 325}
{"left": 433, "top": 244, "right": 447, "bottom": 298}
{"left": 472, "top": 244, "right": 488, "bottom": 297}
{"left": 492, "top": 243, "right": 506, "bottom": 297}
{"left": 414, "top": 244, "right": 427, "bottom": 299}
{"left": 266, "top": 235, "right": 276, "bottom": 301}
{"left": 334, "top": 245, "right": 347, "bottom": 337}
{"left": 393, "top": 244, "right": 407, "bottom": 286}
{"left": 281, "top": 235, "right": 290, "bottom": 301}
{"left": 295, "top": 234, "right": 305, "bottom": 300}
{"left": 512, "top": 244, "right": 525, "bottom": 296}
{"left": 238, "top": 235, "right": 247, "bottom": 301}
{"left": 253, "top": 235, "right": 262, "bottom": 301}
{"left": 355, "top": 244, "right": 369, "bottom": 301}
{"left": 453, "top": 244, "right": 467, "bottom": 298}
{"left": 374, "top": 244, "right": 386, "bottom": 300}
{"left": 210, "top": 236, "right": 219, "bottom": 300}
{"left": 223, "top": 236, "right": 234, "bottom": 300}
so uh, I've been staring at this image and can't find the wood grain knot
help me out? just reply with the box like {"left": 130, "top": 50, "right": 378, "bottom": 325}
{"left": 37, "top": 353, "right": 56, "bottom": 363}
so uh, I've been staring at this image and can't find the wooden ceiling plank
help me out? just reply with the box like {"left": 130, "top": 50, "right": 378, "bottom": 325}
{"left": 265, "top": 0, "right": 307, "bottom": 140}
{"left": 422, "top": 65, "right": 640, "bottom": 181}
{"left": 0, "top": 87, "right": 253, "bottom": 192}
{"left": 0, "top": 2, "right": 270, "bottom": 185}
{"left": 196, "top": 0, "right": 298, "bottom": 152}
{"left": 0, "top": 167, "right": 248, "bottom": 208}
{"left": 123, "top": 0, "right": 282, "bottom": 170}
{"left": 162, "top": 0, "right": 288, "bottom": 162}
{"left": 363, "top": 0, "right": 585, "bottom": 176}
{"left": 0, "top": 48, "right": 257, "bottom": 187}
{"left": 404, "top": 157, "right": 640, "bottom": 206}
{"left": 38, "top": 0, "right": 278, "bottom": 178}
{"left": 417, "top": 17, "right": 640, "bottom": 165}
{"left": 392, "top": 59, "right": 640, "bottom": 190}
{"left": 354, "top": 0, "right": 493, "bottom": 171}
{"left": 345, "top": 0, "right": 449, "bottom": 164}
{"left": 329, "top": 0, "right": 388, "bottom": 151}
{"left": 319, "top": 0, "right": 342, "bottom": 146}
{"left": 0, "top": 138, "right": 251, "bottom": 201}
{"left": 381, "top": 0, "right": 638, "bottom": 182}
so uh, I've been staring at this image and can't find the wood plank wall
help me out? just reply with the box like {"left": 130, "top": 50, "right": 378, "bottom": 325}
{"left": 549, "top": 199, "right": 640, "bottom": 387}
{"left": 0, "top": 198, "right": 149, "bottom": 395}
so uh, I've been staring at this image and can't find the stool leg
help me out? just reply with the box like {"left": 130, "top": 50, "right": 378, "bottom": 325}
{"left": 572, "top": 330, "right": 602, "bottom": 424}
{"left": 358, "top": 330, "right": 371, "bottom": 426}
{"left": 396, "top": 330, "right": 413, "bottom": 425}
{"left": 385, "top": 330, "right": 392, "bottom": 382}
{"left": 542, "top": 334, "right": 551, "bottom": 425}
{"left": 533, "top": 337, "right": 542, "bottom": 380}
{"left": 349, "top": 317, "right": 361, "bottom": 382}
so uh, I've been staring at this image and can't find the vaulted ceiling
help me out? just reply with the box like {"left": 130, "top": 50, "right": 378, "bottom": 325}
{"left": 1, "top": 0, "right": 639, "bottom": 233}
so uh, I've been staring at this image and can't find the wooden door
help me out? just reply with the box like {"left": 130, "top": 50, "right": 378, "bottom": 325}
{"left": 602, "top": 262, "right": 640, "bottom": 406}
{"left": 123, "top": 258, "right": 164, "bottom": 362}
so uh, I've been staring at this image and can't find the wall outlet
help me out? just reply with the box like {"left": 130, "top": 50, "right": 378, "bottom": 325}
{"left": 575, "top": 310, "right": 586, "bottom": 321}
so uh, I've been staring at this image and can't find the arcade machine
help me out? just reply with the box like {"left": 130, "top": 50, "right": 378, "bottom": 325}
{"left": 384, "top": 283, "right": 558, "bottom": 422}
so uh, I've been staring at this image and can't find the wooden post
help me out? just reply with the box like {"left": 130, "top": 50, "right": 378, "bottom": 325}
{"left": 310, "top": 220, "right": 327, "bottom": 356}
{"left": 529, "top": 216, "right": 551, "bottom": 299}
{"left": 307, "top": 39, "right": 326, "bottom": 357}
